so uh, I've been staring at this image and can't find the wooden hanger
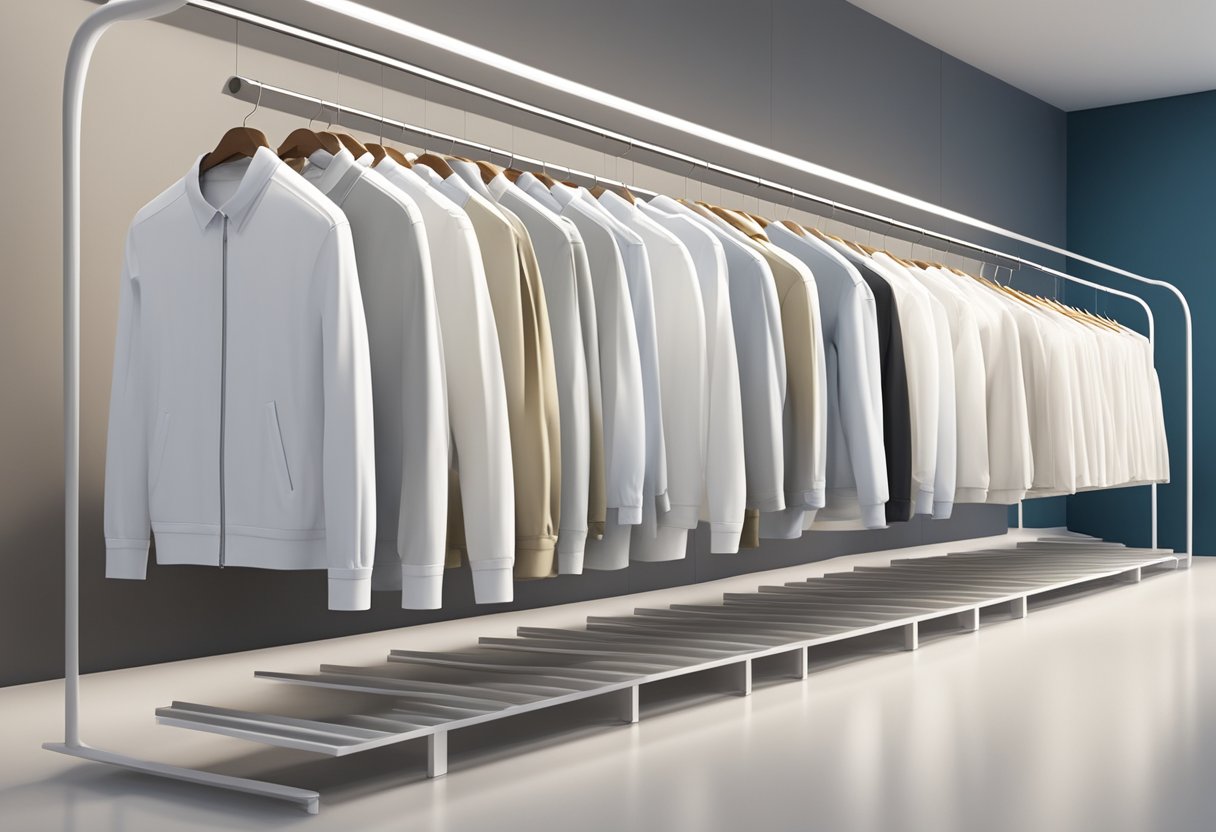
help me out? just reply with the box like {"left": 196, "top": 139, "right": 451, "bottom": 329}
{"left": 416, "top": 151, "right": 456, "bottom": 178}
{"left": 277, "top": 127, "right": 341, "bottom": 161}
{"left": 779, "top": 219, "right": 807, "bottom": 237}
{"left": 364, "top": 143, "right": 409, "bottom": 166}
{"left": 477, "top": 159, "right": 505, "bottom": 183}
{"left": 333, "top": 132, "right": 368, "bottom": 157}
{"left": 531, "top": 170, "right": 559, "bottom": 188}
{"left": 747, "top": 211, "right": 770, "bottom": 228}
{"left": 503, "top": 168, "right": 524, "bottom": 183}
{"left": 199, "top": 125, "right": 270, "bottom": 175}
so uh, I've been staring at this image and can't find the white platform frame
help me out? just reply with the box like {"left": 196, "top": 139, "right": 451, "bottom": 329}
{"left": 50, "top": 0, "right": 1194, "bottom": 816}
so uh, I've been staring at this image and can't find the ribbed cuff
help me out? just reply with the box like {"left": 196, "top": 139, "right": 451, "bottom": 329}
{"left": 748, "top": 492, "right": 786, "bottom": 513}
{"left": 859, "top": 503, "right": 888, "bottom": 530}
{"left": 954, "top": 487, "right": 988, "bottom": 503}
{"left": 663, "top": 504, "right": 700, "bottom": 530}
{"left": 328, "top": 570, "right": 372, "bottom": 611}
{"left": 655, "top": 491, "right": 670, "bottom": 514}
{"left": 401, "top": 572, "right": 442, "bottom": 610}
{"left": 710, "top": 522, "right": 743, "bottom": 554}
{"left": 787, "top": 487, "right": 826, "bottom": 510}
{"left": 617, "top": 505, "right": 642, "bottom": 525}
{"left": 557, "top": 528, "right": 588, "bottom": 558}
{"left": 558, "top": 549, "right": 584, "bottom": 575}
{"left": 105, "top": 540, "right": 150, "bottom": 579}
{"left": 932, "top": 500, "right": 954, "bottom": 520}
{"left": 914, "top": 489, "right": 935, "bottom": 516}
{"left": 986, "top": 488, "right": 1027, "bottom": 505}
{"left": 471, "top": 564, "right": 513, "bottom": 604}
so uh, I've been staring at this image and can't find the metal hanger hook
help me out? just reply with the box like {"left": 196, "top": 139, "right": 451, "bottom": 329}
{"left": 242, "top": 80, "right": 262, "bottom": 128}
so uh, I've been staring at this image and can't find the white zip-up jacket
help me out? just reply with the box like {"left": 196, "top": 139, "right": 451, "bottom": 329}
{"left": 640, "top": 200, "right": 747, "bottom": 553}
{"left": 373, "top": 157, "right": 515, "bottom": 605}
{"left": 104, "top": 148, "right": 376, "bottom": 610}
{"left": 300, "top": 149, "right": 448, "bottom": 608}
{"left": 599, "top": 191, "right": 708, "bottom": 563}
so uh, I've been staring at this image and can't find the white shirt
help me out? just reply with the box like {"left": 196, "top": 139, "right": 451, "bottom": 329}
{"left": 598, "top": 191, "right": 708, "bottom": 564}
{"left": 906, "top": 264, "right": 991, "bottom": 503}
{"left": 104, "top": 147, "right": 376, "bottom": 610}
{"left": 767, "top": 224, "right": 889, "bottom": 530}
{"left": 929, "top": 267, "right": 1033, "bottom": 504}
{"left": 514, "top": 173, "right": 647, "bottom": 529}
{"left": 649, "top": 197, "right": 786, "bottom": 518}
{"left": 300, "top": 148, "right": 449, "bottom": 608}
{"left": 373, "top": 157, "right": 515, "bottom": 603}
{"left": 639, "top": 200, "right": 747, "bottom": 553}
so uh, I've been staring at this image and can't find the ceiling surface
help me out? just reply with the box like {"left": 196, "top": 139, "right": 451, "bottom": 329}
{"left": 847, "top": 0, "right": 1216, "bottom": 111}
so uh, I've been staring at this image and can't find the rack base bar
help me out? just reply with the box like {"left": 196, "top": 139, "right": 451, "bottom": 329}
{"left": 148, "top": 539, "right": 1177, "bottom": 813}
{"left": 41, "top": 742, "right": 319, "bottom": 814}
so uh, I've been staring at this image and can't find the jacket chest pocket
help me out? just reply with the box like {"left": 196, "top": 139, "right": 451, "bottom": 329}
{"left": 149, "top": 411, "right": 170, "bottom": 492}
{"left": 265, "top": 401, "right": 294, "bottom": 493}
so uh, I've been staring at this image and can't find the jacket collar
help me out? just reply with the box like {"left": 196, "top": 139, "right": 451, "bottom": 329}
{"left": 185, "top": 145, "right": 280, "bottom": 232}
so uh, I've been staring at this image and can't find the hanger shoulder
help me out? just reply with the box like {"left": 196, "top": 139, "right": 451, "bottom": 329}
{"left": 335, "top": 133, "right": 368, "bottom": 157}
{"left": 416, "top": 152, "right": 456, "bottom": 178}
{"left": 277, "top": 127, "right": 340, "bottom": 161}
{"left": 476, "top": 159, "right": 505, "bottom": 183}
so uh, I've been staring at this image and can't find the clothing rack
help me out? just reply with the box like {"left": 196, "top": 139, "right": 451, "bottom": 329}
{"left": 50, "top": 0, "right": 1194, "bottom": 815}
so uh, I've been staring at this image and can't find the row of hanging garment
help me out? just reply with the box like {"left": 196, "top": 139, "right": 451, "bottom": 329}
{"left": 102, "top": 119, "right": 1168, "bottom": 612}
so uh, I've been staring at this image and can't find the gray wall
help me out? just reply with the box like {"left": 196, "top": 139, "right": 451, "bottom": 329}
{"left": 0, "top": 0, "right": 1064, "bottom": 687}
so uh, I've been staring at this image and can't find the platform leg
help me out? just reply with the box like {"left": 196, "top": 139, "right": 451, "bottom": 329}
{"left": 427, "top": 731, "right": 448, "bottom": 778}
{"left": 1010, "top": 596, "right": 1027, "bottom": 619}
{"left": 617, "top": 685, "right": 640, "bottom": 723}
{"left": 730, "top": 659, "right": 753, "bottom": 696}
{"left": 903, "top": 622, "right": 919, "bottom": 651}
{"left": 959, "top": 607, "right": 979, "bottom": 632}
{"left": 1119, "top": 567, "right": 1142, "bottom": 583}
{"left": 786, "top": 647, "right": 808, "bottom": 679}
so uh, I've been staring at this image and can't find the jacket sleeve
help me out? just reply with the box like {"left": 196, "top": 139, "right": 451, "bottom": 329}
{"left": 595, "top": 243, "right": 646, "bottom": 525}
{"left": 928, "top": 298, "right": 957, "bottom": 518}
{"left": 897, "top": 288, "right": 939, "bottom": 515}
{"left": 104, "top": 232, "right": 152, "bottom": 579}
{"left": 729, "top": 257, "right": 786, "bottom": 514}
{"left": 435, "top": 219, "right": 515, "bottom": 603}
{"left": 777, "top": 277, "right": 825, "bottom": 510}
{"left": 571, "top": 237, "right": 607, "bottom": 539}
{"left": 396, "top": 217, "right": 450, "bottom": 609}
{"left": 880, "top": 283, "right": 913, "bottom": 523}
{"left": 985, "top": 306, "right": 1034, "bottom": 503}
{"left": 627, "top": 247, "right": 669, "bottom": 518}
{"left": 951, "top": 301, "right": 991, "bottom": 501}
{"left": 651, "top": 243, "right": 708, "bottom": 532}
{"left": 703, "top": 254, "right": 747, "bottom": 553}
{"left": 835, "top": 282, "right": 889, "bottom": 529}
{"left": 316, "top": 221, "right": 377, "bottom": 610}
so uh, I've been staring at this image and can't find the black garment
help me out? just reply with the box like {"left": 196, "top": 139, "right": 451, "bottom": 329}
{"left": 843, "top": 255, "right": 913, "bottom": 523}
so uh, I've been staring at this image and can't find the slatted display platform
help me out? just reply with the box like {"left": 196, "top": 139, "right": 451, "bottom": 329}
{"left": 154, "top": 537, "right": 1178, "bottom": 811}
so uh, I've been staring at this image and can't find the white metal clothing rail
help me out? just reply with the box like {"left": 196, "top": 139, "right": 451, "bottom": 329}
{"left": 51, "top": 0, "right": 1194, "bottom": 816}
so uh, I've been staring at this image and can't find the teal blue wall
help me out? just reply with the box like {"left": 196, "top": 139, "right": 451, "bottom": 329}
{"left": 1065, "top": 91, "right": 1215, "bottom": 554}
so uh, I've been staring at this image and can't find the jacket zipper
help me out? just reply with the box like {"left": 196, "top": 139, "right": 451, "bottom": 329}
{"left": 219, "top": 215, "right": 229, "bottom": 567}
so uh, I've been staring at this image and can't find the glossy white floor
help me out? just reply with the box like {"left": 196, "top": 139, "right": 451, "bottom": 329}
{"left": 1, "top": 529, "right": 1212, "bottom": 832}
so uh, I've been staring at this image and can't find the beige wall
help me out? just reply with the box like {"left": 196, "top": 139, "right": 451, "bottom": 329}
{"left": 2, "top": 1, "right": 1052, "bottom": 686}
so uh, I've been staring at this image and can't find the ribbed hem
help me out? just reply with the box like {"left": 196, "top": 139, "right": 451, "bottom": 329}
{"left": 514, "top": 536, "right": 558, "bottom": 579}
{"left": 932, "top": 500, "right": 954, "bottom": 520}
{"left": 954, "top": 487, "right": 988, "bottom": 503}
{"left": 588, "top": 520, "right": 606, "bottom": 540}
{"left": 471, "top": 564, "right": 513, "bottom": 604}
{"left": 401, "top": 571, "right": 442, "bottom": 610}
{"left": 328, "top": 570, "right": 372, "bottom": 611}
{"left": 617, "top": 505, "right": 643, "bottom": 525}
{"left": 629, "top": 525, "right": 690, "bottom": 562}
{"left": 709, "top": 521, "right": 743, "bottom": 554}
{"left": 105, "top": 540, "right": 150, "bottom": 579}
{"left": 986, "top": 488, "right": 1027, "bottom": 505}
{"left": 787, "top": 487, "right": 826, "bottom": 510}
{"left": 859, "top": 503, "right": 887, "bottom": 530}
{"left": 914, "top": 489, "right": 935, "bottom": 516}
{"left": 655, "top": 491, "right": 670, "bottom": 514}
{"left": 747, "top": 492, "right": 786, "bottom": 513}
{"left": 558, "top": 549, "right": 584, "bottom": 575}
{"left": 662, "top": 504, "right": 700, "bottom": 530}
{"left": 557, "top": 528, "right": 588, "bottom": 557}
{"left": 759, "top": 508, "right": 806, "bottom": 540}
{"left": 886, "top": 499, "right": 912, "bottom": 523}
{"left": 740, "top": 509, "right": 760, "bottom": 549}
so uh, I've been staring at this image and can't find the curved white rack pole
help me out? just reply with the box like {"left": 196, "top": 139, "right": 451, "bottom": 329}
{"left": 45, "top": 0, "right": 319, "bottom": 812}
